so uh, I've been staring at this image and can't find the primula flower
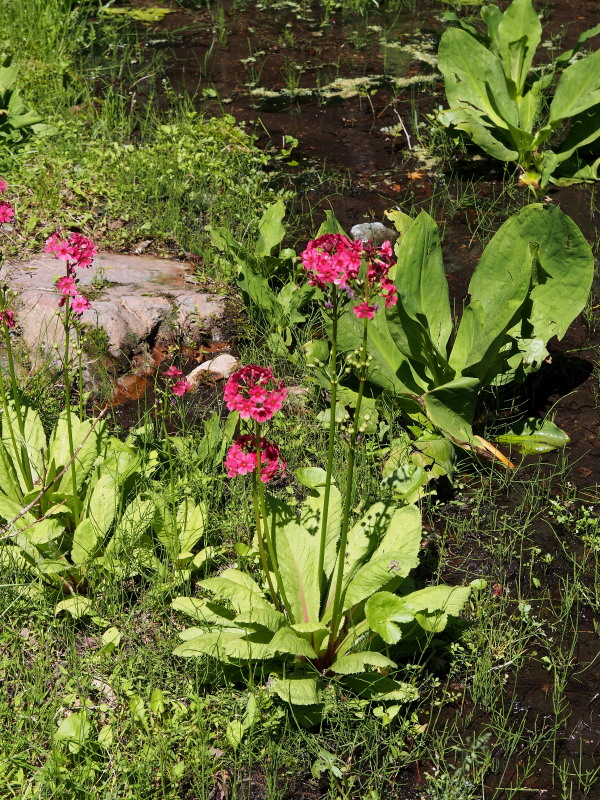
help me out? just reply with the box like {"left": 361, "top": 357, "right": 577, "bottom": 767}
{"left": 70, "top": 293, "right": 92, "bottom": 315}
{"left": 172, "top": 379, "right": 191, "bottom": 397}
{"left": 164, "top": 365, "right": 184, "bottom": 379}
{"left": 0, "top": 202, "right": 14, "bottom": 223}
{"left": 224, "top": 435, "right": 286, "bottom": 483}
{"left": 353, "top": 302, "right": 379, "bottom": 320}
{"left": 301, "top": 234, "right": 362, "bottom": 290}
{"left": 56, "top": 276, "right": 78, "bottom": 297}
{"left": 0, "top": 178, "right": 7, "bottom": 194}
{"left": 0, "top": 310, "right": 15, "bottom": 328}
{"left": 224, "top": 365, "right": 287, "bottom": 423}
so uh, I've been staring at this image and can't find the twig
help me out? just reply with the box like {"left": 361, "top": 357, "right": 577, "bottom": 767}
{"left": 393, "top": 109, "right": 412, "bottom": 151}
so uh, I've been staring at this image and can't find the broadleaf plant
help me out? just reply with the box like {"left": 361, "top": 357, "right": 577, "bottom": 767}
{"left": 437, "top": 0, "right": 600, "bottom": 186}
{"left": 323, "top": 203, "right": 593, "bottom": 464}
{"left": 172, "top": 234, "right": 471, "bottom": 714}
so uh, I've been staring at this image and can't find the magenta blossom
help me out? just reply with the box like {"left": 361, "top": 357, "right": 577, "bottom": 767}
{"left": 164, "top": 365, "right": 184, "bottom": 379}
{"left": 0, "top": 178, "right": 7, "bottom": 194}
{"left": 0, "top": 310, "right": 15, "bottom": 329}
{"left": 224, "top": 365, "right": 287, "bottom": 423}
{"left": 172, "top": 379, "right": 192, "bottom": 397}
{"left": 300, "top": 234, "right": 397, "bottom": 320}
{"left": 56, "top": 276, "right": 78, "bottom": 297}
{"left": 70, "top": 293, "right": 92, "bottom": 315}
{"left": 0, "top": 202, "right": 14, "bottom": 223}
{"left": 224, "top": 435, "right": 286, "bottom": 483}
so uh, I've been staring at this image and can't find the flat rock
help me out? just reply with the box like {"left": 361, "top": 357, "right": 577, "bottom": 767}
{"left": 187, "top": 354, "right": 239, "bottom": 387}
{"left": 350, "top": 222, "right": 399, "bottom": 246}
{"left": 5, "top": 252, "right": 228, "bottom": 365}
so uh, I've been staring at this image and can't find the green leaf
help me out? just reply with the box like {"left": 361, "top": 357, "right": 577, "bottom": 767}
{"left": 342, "top": 673, "right": 419, "bottom": 702}
{"left": 224, "top": 629, "right": 277, "bottom": 660}
{"left": 422, "top": 378, "right": 479, "bottom": 443}
{"left": 411, "top": 436, "right": 457, "bottom": 481}
{"left": 300, "top": 478, "right": 341, "bottom": 580}
{"left": 365, "top": 592, "right": 416, "bottom": 644}
{"left": 269, "top": 626, "right": 317, "bottom": 658}
{"left": 237, "top": 264, "right": 278, "bottom": 316}
{"left": 339, "top": 505, "right": 421, "bottom": 614}
{"left": 405, "top": 585, "right": 471, "bottom": 631}
{"left": 450, "top": 207, "right": 538, "bottom": 381}
{"left": 200, "top": 569, "right": 272, "bottom": 615}
{"left": 171, "top": 596, "right": 237, "bottom": 624}
{"left": 100, "top": 6, "right": 174, "bottom": 22}
{"left": 438, "top": 27, "right": 519, "bottom": 129}
{"left": 554, "top": 103, "right": 600, "bottom": 165}
{"left": 177, "top": 499, "right": 206, "bottom": 555}
{"left": 256, "top": 199, "right": 286, "bottom": 257}
{"left": 496, "top": 0, "right": 541, "bottom": 97}
{"left": 437, "top": 107, "right": 519, "bottom": 161}
{"left": 331, "top": 651, "right": 396, "bottom": 675}
{"left": 271, "top": 675, "right": 322, "bottom": 706}
{"left": 55, "top": 596, "right": 93, "bottom": 619}
{"left": 275, "top": 522, "right": 319, "bottom": 624}
{"left": 393, "top": 211, "right": 452, "bottom": 354}
{"left": 173, "top": 630, "right": 239, "bottom": 660}
{"left": 316, "top": 210, "right": 347, "bottom": 237}
{"left": 71, "top": 518, "right": 100, "bottom": 565}
{"left": 342, "top": 501, "right": 396, "bottom": 584}
{"left": 550, "top": 49, "right": 600, "bottom": 123}
{"left": 295, "top": 467, "right": 328, "bottom": 489}
{"left": 55, "top": 712, "right": 92, "bottom": 754}
{"left": 495, "top": 418, "right": 570, "bottom": 453}
{"left": 2, "top": 403, "right": 46, "bottom": 488}
{"left": 381, "top": 465, "right": 429, "bottom": 503}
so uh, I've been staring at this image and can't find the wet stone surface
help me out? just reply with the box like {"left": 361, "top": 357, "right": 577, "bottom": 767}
{"left": 6, "top": 252, "right": 228, "bottom": 366}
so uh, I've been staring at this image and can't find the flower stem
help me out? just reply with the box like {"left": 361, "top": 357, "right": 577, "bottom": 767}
{"left": 254, "top": 424, "right": 292, "bottom": 618}
{"left": 251, "top": 470, "right": 280, "bottom": 611}
{"left": 326, "top": 316, "right": 369, "bottom": 656}
{"left": 317, "top": 287, "right": 338, "bottom": 604}
{"left": 0, "top": 365, "right": 25, "bottom": 501}
{"left": 76, "top": 325, "right": 85, "bottom": 422}
{"left": 63, "top": 299, "right": 80, "bottom": 527}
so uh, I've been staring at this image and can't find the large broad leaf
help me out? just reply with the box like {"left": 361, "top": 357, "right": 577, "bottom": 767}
{"left": 365, "top": 592, "right": 416, "bottom": 644}
{"left": 316, "top": 210, "right": 347, "bottom": 237}
{"left": 85, "top": 472, "right": 119, "bottom": 539}
{"left": 330, "top": 651, "right": 396, "bottom": 675}
{"left": 256, "top": 199, "right": 286, "bottom": 257}
{"left": 342, "top": 673, "right": 419, "bottom": 702}
{"left": 299, "top": 478, "right": 341, "bottom": 581}
{"left": 450, "top": 207, "right": 538, "bottom": 380}
{"left": 105, "top": 497, "right": 156, "bottom": 558}
{"left": 177, "top": 499, "right": 206, "bottom": 556}
{"left": 393, "top": 211, "right": 452, "bottom": 355}
{"left": 495, "top": 418, "right": 569, "bottom": 453}
{"left": 381, "top": 464, "right": 429, "bottom": 504}
{"left": 505, "top": 204, "right": 593, "bottom": 356}
{"left": 172, "top": 598, "right": 237, "bottom": 629}
{"left": 174, "top": 630, "right": 240, "bottom": 661}
{"left": 343, "top": 501, "right": 396, "bottom": 585}
{"left": 554, "top": 104, "right": 600, "bottom": 165}
{"left": 224, "top": 630, "right": 277, "bottom": 660}
{"left": 269, "top": 626, "right": 317, "bottom": 659}
{"left": 337, "top": 305, "right": 429, "bottom": 394}
{"left": 422, "top": 378, "right": 479, "bottom": 444}
{"left": 406, "top": 585, "right": 471, "bottom": 633}
{"left": 200, "top": 569, "right": 272, "bottom": 615}
{"left": 550, "top": 49, "right": 600, "bottom": 123}
{"left": 275, "top": 522, "right": 319, "bottom": 624}
{"left": 55, "top": 596, "right": 93, "bottom": 619}
{"left": 437, "top": 107, "right": 519, "bottom": 161}
{"left": 496, "top": 0, "right": 541, "bottom": 97}
{"left": 54, "top": 711, "right": 92, "bottom": 754}
{"left": 49, "top": 414, "right": 106, "bottom": 494}
{"left": 438, "top": 27, "right": 519, "bottom": 129}
{"left": 2, "top": 404, "right": 46, "bottom": 488}
{"left": 271, "top": 675, "right": 322, "bottom": 706}
{"left": 338, "top": 505, "right": 421, "bottom": 615}
{"left": 71, "top": 518, "right": 100, "bottom": 565}
{"left": 0, "top": 440, "right": 21, "bottom": 503}
{"left": 237, "top": 265, "right": 278, "bottom": 317}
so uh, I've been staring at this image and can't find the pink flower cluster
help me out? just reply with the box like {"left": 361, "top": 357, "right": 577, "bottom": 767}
{"left": 0, "top": 177, "right": 14, "bottom": 224}
{"left": 46, "top": 232, "right": 97, "bottom": 316}
{"left": 224, "top": 434, "right": 286, "bottom": 483}
{"left": 164, "top": 365, "right": 191, "bottom": 397}
{"left": 224, "top": 365, "right": 287, "bottom": 423}
{"left": 300, "top": 234, "right": 397, "bottom": 320}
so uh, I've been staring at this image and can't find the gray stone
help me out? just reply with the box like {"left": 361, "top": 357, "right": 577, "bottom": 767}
{"left": 4, "top": 252, "right": 227, "bottom": 365}
{"left": 350, "top": 222, "right": 399, "bottom": 247}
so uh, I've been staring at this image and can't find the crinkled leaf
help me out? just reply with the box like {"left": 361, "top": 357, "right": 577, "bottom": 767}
{"left": 342, "top": 673, "right": 419, "bottom": 702}
{"left": 269, "top": 626, "right": 317, "bottom": 658}
{"left": 495, "top": 418, "right": 570, "bottom": 453}
{"left": 271, "top": 675, "right": 322, "bottom": 706}
{"left": 331, "top": 651, "right": 397, "bottom": 675}
{"left": 365, "top": 591, "right": 416, "bottom": 644}
{"left": 55, "top": 596, "right": 93, "bottom": 619}
{"left": 275, "top": 522, "right": 319, "bottom": 624}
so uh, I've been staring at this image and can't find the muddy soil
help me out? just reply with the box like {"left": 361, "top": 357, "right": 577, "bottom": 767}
{"left": 97, "top": 1, "right": 600, "bottom": 796}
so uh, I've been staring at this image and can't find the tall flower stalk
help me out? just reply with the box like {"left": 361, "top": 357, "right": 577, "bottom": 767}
{"left": 45, "top": 231, "right": 97, "bottom": 526}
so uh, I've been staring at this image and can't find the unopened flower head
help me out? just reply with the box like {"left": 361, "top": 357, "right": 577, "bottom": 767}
{"left": 224, "top": 365, "right": 287, "bottom": 423}
{"left": 224, "top": 434, "right": 286, "bottom": 483}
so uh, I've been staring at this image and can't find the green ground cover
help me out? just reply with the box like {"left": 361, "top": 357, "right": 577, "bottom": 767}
{"left": 1, "top": 1, "right": 600, "bottom": 798}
